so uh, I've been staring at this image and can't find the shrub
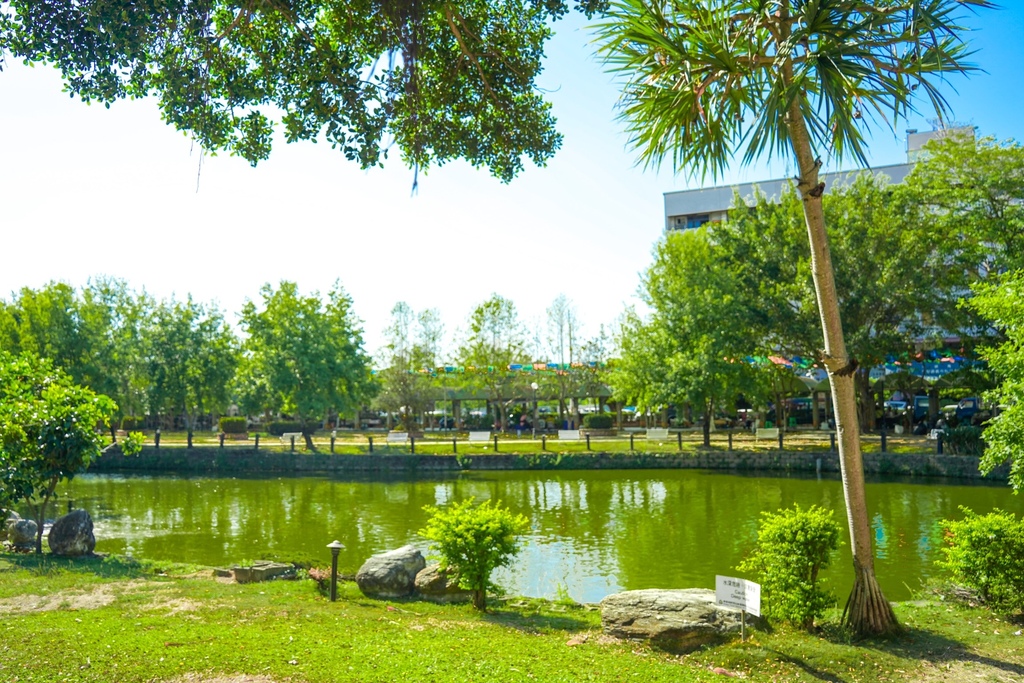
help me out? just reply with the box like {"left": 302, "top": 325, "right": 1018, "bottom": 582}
{"left": 121, "top": 415, "right": 145, "bottom": 431}
{"left": 219, "top": 417, "right": 248, "bottom": 434}
{"left": 582, "top": 413, "right": 614, "bottom": 429}
{"left": 737, "top": 504, "right": 841, "bottom": 630}
{"left": 938, "top": 507, "right": 1024, "bottom": 614}
{"left": 120, "top": 431, "right": 145, "bottom": 456}
{"left": 943, "top": 425, "right": 985, "bottom": 456}
{"left": 419, "top": 498, "right": 530, "bottom": 611}
{"left": 267, "top": 421, "right": 311, "bottom": 436}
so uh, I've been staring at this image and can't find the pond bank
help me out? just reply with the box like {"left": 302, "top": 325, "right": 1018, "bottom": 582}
{"left": 91, "top": 446, "right": 1009, "bottom": 481}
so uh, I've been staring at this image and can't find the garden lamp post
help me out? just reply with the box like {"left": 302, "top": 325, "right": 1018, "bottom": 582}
{"left": 327, "top": 540, "right": 344, "bottom": 602}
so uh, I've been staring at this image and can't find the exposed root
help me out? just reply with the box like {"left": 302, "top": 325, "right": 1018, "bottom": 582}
{"left": 842, "top": 565, "right": 900, "bottom": 636}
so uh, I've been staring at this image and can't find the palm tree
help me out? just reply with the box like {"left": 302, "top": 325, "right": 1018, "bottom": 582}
{"left": 596, "top": 0, "right": 994, "bottom": 636}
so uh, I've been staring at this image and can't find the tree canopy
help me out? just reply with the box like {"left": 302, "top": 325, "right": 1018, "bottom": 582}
{"left": 237, "top": 281, "right": 375, "bottom": 447}
{"left": 970, "top": 271, "right": 1024, "bottom": 490}
{"left": 596, "top": 0, "right": 994, "bottom": 636}
{"left": 1, "top": 0, "right": 606, "bottom": 182}
{"left": 0, "top": 351, "right": 116, "bottom": 553}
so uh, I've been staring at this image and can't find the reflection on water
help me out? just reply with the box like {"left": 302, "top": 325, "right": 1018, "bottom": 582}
{"left": 64, "top": 470, "right": 1023, "bottom": 604}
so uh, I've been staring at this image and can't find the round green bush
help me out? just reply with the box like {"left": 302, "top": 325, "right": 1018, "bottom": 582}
{"left": 582, "top": 413, "right": 614, "bottom": 429}
{"left": 939, "top": 507, "right": 1024, "bottom": 614}
{"left": 219, "top": 417, "right": 248, "bottom": 434}
{"left": 738, "top": 504, "right": 841, "bottom": 629}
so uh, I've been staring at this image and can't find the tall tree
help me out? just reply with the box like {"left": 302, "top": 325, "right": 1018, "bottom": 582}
{"left": 0, "top": 282, "right": 105, "bottom": 388}
{"left": 0, "top": 351, "right": 116, "bottom": 554}
{"left": 2, "top": 0, "right": 605, "bottom": 182}
{"left": 375, "top": 302, "right": 440, "bottom": 431}
{"left": 238, "top": 281, "right": 375, "bottom": 448}
{"left": 546, "top": 294, "right": 582, "bottom": 424}
{"left": 969, "top": 271, "right": 1024, "bottom": 490}
{"left": 713, "top": 176, "right": 972, "bottom": 430}
{"left": 458, "top": 294, "right": 527, "bottom": 431}
{"left": 147, "top": 297, "right": 237, "bottom": 438}
{"left": 624, "top": 228, "right": 757, "bottom": 446}
{"left": 597, "top": 0, "right": 993, "bottom": 634}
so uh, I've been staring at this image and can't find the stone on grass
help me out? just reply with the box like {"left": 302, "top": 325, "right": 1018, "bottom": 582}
{"left": 1, "top": 511, "right": 21, "bottom": 542}
{"left": 7, "top": 519, "right": 38, "bottom": 549}
{"left": 48, "top": 509, "right": 96, "bottom": 557}
{"left": 232, "top": 561, "right": 295, "bottom": 584}
{"left": 600, "top": 588, "right": 757, "bottom": 652}
{"left": 415, "top": 564, "right": 472, "bottom": 604}
{"left": 356, "top": 545, "right": 426, "bottom": 598}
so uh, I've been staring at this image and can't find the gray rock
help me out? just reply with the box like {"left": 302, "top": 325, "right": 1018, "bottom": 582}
{"left": 415, "top": 564, "right": 472, "bottom": 604}
{"left": 47, "top": 509, "right": 96, "bottom": 556}
{"left": 356, "top": 545, "right": 426, "bottom": 598}
{"left": 600, "top": 589, "right": 758, "bottom": 651}
{"left": 232, "top": 561, "right": 295, "bottom": 583}
{"left": 1, "top": 511, "right": 20, "bottom": 542}
{"left": 7, "top": 519, "right": 38, "bottom": 549}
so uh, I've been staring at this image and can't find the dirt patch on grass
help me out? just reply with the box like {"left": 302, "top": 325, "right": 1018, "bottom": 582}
{"left": 916, "top": 658, "right": 1024, "bottom": 682}
{"left": 0, "top": 580, "right": 149, "bottom": 613}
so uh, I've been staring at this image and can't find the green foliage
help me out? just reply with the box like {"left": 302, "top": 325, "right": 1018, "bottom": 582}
{"left": 738, "top": 504, "right": 841, "bottom": 629}
{"left": 942, "top": 425, "right": 986, "bottom": 457}
{"left": 582, "top": 413, "right": 613, "bottom": 429}
{"left": 237, "top": 282, "right": 375, "bottom": 447}
{"left": 374, "top": 302, "right": 444, "bottom": 431}
{"left": 147, "top": 297, "right": 238, "bottom": 432}
{"left": 218, "top": 417, "right": 248, "bottom": 434}
{"left": 0, "top": 351, "right": 117, "bottom": 552}
{"left": 121, "top": 415, "right": 145, "bottom": 431}
{"left": 121, "top": 431, "right": 145, "bottom": 457}
{"left": 457, "top": 295, "right": 528, "bottom": 432}
{"left": 904, "top": 135, "right": 1024, "bottom": 274}
{"left": 612, "top": 228, "right": 759, "bottom": 445}
{"left": 939, "top": 508, "right": 1024, "bottom": 614}
{"left": 419, "top": 498, "right": 530, "bottom": 611}
{"left": 970, "top": 271, "right": 1024, "bottom": 490}
{"left": 595, "top": 0, "right": 989, "bottom": 178}
{"left": 1, "top": 0, "right": 607, "bottom": 181}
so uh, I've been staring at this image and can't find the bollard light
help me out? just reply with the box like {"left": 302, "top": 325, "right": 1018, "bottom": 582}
{"left": 327, "top": 540, "right": 344, "bottom": 602}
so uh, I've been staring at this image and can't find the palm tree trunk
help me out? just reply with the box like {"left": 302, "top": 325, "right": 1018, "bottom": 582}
{"left": 786, "top": 105, "right": 898, "bottom": 636}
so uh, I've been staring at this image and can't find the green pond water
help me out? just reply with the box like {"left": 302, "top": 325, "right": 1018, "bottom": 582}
{"left": 63, "top": 470, "right": 1023, "bottom": 604}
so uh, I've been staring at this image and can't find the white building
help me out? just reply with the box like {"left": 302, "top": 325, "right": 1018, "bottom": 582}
{"left": 663, "top": 127, "right": 972, "bottom": 232}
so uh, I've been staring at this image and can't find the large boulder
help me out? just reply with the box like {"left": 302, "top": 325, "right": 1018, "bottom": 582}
{"left": 415, "top": 564, "right": 472, "bottom": 604}
{"left": 7, "top": 518, "right": 38, "bottom": 549}
{"left": 1, "top": 511, "right": 20, "bottom": 542}
{"left": 356, "top": 545, "right": 426, "bottom": 598}
{"left": 47, "top": 509, "right": 96, "bottom": 557}
{"left": 600, "top": 589, "right": 757, "bottom": 652}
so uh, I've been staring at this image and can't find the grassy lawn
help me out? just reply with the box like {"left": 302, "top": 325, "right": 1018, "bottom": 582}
{"left": 1, "top": 553, "right": 1021, "bottom": 683}
{"left": 115, "top": 430, "right": 938, "bottom": 458}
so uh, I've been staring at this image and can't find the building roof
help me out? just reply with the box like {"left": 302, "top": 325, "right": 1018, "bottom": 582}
{"left": 663, "top": 163, "right": 913, "bottom": 218}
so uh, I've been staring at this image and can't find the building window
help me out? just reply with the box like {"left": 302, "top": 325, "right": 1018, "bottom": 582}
{"left": 686, "top": 214, "right": 710, "bottom": 229}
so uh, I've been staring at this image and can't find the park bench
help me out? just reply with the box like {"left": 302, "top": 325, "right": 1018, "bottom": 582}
{"left": 386, "top": 432, "right": 409, "bottom": 445}
{"left": 646, "top": 428, "right": 670, "bottom": 441}
{"left": 755, "top": 427, "right": 779, "bottom": 442}
{"left": 558, "top": 429, "right": 581, "bottom": 441}
{"left": 468, "top": 431, "right": 491, "bottom": 443}
{"left": 280, "top": 432, "right": 303, "bottom": 445}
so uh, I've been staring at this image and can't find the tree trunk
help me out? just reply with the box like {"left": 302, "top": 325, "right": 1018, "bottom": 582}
{"left": 702, "top": 404, "right": 711, "bottom": 448}
{"left": 472, "top": 588, "right": 486, "bottom": 611}
{"left": 785, "top": 102, "right": 899, "bottom": 635}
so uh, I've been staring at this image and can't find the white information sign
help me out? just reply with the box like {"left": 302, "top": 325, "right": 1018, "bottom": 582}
{"left": 715, "top": 575, "right": 761, "bottom": 617}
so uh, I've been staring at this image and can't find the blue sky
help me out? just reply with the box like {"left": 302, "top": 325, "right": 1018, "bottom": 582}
{"left": 1, "top": 5, "right": 1022, "bottom": 358}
